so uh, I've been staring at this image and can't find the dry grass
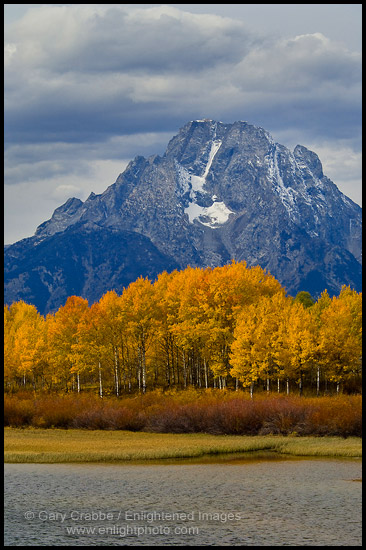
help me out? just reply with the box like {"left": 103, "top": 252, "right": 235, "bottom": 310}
{"left": 4, "top": 390, "right": 362, "bottom": 437}
{"left": 4, "top": 427, "right": 362, "bottom": 463}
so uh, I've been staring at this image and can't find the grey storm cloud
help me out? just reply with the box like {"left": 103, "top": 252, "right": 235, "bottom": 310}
{"left": 4, "top": 5, "right": 254, "bottom": 144}
{"left": 5, "top": 4, "right": 361, "bottom": 147}
{"left": 4, "top": 4, "right": 362, "bottom": 243}
{"left": 67, "top": 7, "right": 251, "bottom": 73}
{"left": 4, "top": 131, "right": 174, "bottom": 187}
{"left": 6, "top": 5, "right": 252, "bottom": 74}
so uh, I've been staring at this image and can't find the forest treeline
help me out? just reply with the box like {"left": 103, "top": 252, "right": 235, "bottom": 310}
{"left": 4, "top": 261, "right": 362, "bottom": 396}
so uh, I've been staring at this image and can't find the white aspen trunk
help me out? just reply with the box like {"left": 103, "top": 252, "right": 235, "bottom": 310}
{"left": 142, "top": 346, "right": 146, "bottom": 394}
{"left": 175, "top": 345, "right": 180, "bottom": 387}
{"left": 139, "top": 329, "right": 147, "bottom": 394}
{"left": 277, "top": 378, "right": 280, "bottom": 393}
{"left": 189, "top": 353, "right": 193, "bottom": 386}
{"left": 235, "top": 377, "right": 239, "bottom": 391}
{"left": 213, "top": 377, "right": 216, "bottom": 389}
{"left": 204, "top": 359, "right": 208, "bottom": 389}
{"left": 171, "top": 342, "right": 176, "bottom": 387}
{"left": 137, "top": 366, "right": 141, "bottom": 391}
{"left": 336, "top": 381, "right": 340, "bottom": 394}
{"left": 250, "top": 381, "right": 254, "bottom": 399}
{"left": 114, "top": 346, "right": 119, "bottom": 397}
{"left": 218, "top": 377, "right": 222, "bottom": 390}
{"left": 98, "top": 361, "right": 103, "bottom": 398}
{"left": 316, "top": 366, "right": 320, "bottom": 396}
{"left": 266, "top": 377, "right": 270, "bottom": 393}
{"left": 137, "top": 344, "right": 141, "bottom": 391}
{"left": 77, "top": 372, "right": 80, "bottom": 393}
{"left": 166, "top": 359, "right": 170, "bottom": 386}
{"left": 182, "top": 350, "right": 187, "bottom": 389}
{"left": 286, "top": 378, "right": 290, "bottom": 395}
{"left": 123, "top": 367, "right": 126, "bottom": 392}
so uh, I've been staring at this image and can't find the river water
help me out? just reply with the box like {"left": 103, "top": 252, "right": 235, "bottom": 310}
{"left": 4, "top": 455, "right": 362, "bottom": 546}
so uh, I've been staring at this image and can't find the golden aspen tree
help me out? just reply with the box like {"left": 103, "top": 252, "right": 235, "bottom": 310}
{"left": 310, "top": 290, "right": 332, "bottom": 394}
{"left": 47, "top": 296, "right": 89, "bottom": 392}
{"left": 253, "top": 293, "right": 293, "bottom": 393}
{"left": 159, "top": 268, "right": 200, "bottom": 388}
{"left": 230, "top": 303, "right": 262, "bottom": 396}
{"left": 14, "top": 313, "right": 47, "bottom": 390}
{"left": 164, "top": 261, "right": 284, "bottom": 389}
{"left": 281, "top": 302, "right": 315, "bottom": 395}
{"left": 230, "top": 292, "right": 291, "bottom": 395}
{"left": 6, "top": 263, "right": 361, "bottom": 398}
{"left": 202, "top": 265, "right": 239, "bottom": 388}
{"left": 70, "top": 302, "right": 108, "bottom": 396}
{"left": 168, "top": 267, "right": 210, "bottom": 388}
{"left": 152, "top": 270, "right": 183, "bottom": 388}
{"left": 229, "top": 261, "right": 284, "bottom": 316}
{"left": 226, "top": 261, "right": 284, "bottom": 390}
{"left": 92, "top": 290, "right": 128, "bottom": 396}
{"left": 318, "top": 287, "right": 362, "bottom": 393}
{"left": 4, "top": 306, "right": 16, "bottom": 388}
{"left": 4, "top": 301, "right": 46, "bottom": 389}
{"left": 120, "top": 277, "right": 158, "bottom": 393}
{"left": 186, "top": 267, "right": 219, "bottom": 389}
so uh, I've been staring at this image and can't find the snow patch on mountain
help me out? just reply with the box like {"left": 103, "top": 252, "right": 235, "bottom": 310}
{"left": 185, "top": 197, "right": 234, "bottom": 228}
{"left": 176, "top": 139, "right": 234, "bottom": 228}
{"left": 266, "top": 145, "right": 300, "bottom": 222}
{"left": 190, "top": 139, "right": 222, "bottom": 193}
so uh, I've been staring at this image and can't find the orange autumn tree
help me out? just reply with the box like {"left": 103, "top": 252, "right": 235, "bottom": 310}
{"left": 230, "top": 292, "right": 292, "bottom": 396}
{"left": 4, "top": 264, "right": 362, "bottom": 395}
{"left": 317, "top": 286, "right": 362, "bottom": 392}
{"left": 120, "top": 277, "right": 158, "bottom": 393}
{"left": 279, "top": 301, "right": 315, "bottom": 396}
{"left": 231, "top": 293, "right": 317, "bottom": 396}
{"left": 205, "top": 261, "right": 284, "bottom": 388}
{"left": 93, "top": 290, "right": 127, "bottom": 396}
{"left": 310, "top": 290, "right": 332, "bottom": 395}
{"left": 4, "top": 306, "right": 14, "bottom": 388}
{"left": 4, "top": 301, "right": 47, "bottom": 390}
{"left": 47, "top": 296, "right": 89, "bottom": 392}
{"left": 162, "top": 266, "right": 210, "bottom": 388}
{"left": 72, "top": 301, "right": 108, "bottom": 397}
{"left": 176, "top": 267, "right": 213, "bottom": 387}
{"left": 71, "top": 296, "right": 127, "bottom": 397}
{"left": 152, "top": 269, "right": 188, "bottom": 388}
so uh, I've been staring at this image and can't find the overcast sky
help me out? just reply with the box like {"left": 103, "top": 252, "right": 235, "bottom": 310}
{"left": 4, "top": 4, "right": 362, "bottom": 244}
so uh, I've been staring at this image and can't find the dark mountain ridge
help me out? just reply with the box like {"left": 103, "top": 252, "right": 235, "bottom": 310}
{"left": 5, "top": 119, "right": 362, "bottom": 314}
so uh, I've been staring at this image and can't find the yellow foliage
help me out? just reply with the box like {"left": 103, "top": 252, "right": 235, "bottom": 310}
{"left": 4, "top": 264, "right": 362, "bottom": 394}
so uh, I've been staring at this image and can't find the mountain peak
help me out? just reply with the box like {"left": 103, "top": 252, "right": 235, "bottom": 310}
{"left": 293, "top": 144, "right": 324, "bottom": 179}
{"left": 5, "top": 119, "right": 362, "bottom": 314}
{"left": 34, "top": 196, "right": 84, "bottom": 237}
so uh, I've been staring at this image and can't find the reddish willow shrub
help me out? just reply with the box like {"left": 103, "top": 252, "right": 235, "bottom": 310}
{"left": 3, "top": 391, "right": 362, "bottom": 437}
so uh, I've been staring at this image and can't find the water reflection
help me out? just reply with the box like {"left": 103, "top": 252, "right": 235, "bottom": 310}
{"left": 4, "top": 458, "right": 362, "bottom": 546}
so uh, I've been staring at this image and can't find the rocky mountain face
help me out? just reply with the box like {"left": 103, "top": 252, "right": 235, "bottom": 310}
{"left": 5, "top": 119, "right": 362, "bottom": 314}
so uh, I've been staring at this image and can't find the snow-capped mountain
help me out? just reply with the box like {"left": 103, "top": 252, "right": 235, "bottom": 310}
{"left": 4, "top": 119, "right": 362, "bottom": 314}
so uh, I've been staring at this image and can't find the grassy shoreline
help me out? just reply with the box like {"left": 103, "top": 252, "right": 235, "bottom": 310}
{"left": 4, "top": 427, "right": 362, "bottom": 463}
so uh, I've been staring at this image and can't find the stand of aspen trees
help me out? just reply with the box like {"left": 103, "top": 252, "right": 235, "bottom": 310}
{"left": 4, "top": 261, "right": 362, "bottom": 396}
